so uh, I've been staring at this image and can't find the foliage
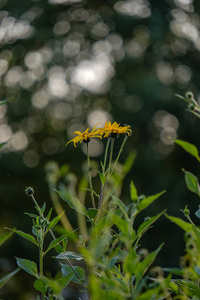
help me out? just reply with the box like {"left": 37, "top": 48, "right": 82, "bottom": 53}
{"left": 2, "top": 126, "right": 172, "bottom": 299}
{"left": 164, "top": 92, "right": 200, "bottom": 299}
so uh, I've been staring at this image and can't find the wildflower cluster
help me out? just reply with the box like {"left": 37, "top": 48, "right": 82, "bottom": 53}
{"left": 66, "top": 121, "right": 132, "bottom": 147}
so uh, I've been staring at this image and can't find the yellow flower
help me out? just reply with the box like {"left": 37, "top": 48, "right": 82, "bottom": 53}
{"left": 66, "top": 123, "right": 102, "bottom": 147}
{"left": 100, "top": 121, "right": 132, "bottom": 138}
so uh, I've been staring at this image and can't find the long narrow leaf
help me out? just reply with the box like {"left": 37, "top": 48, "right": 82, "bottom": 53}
{"left": 165, "top": 214, "right": 193, "bottom": 232}
{"left": 135, "top": 243, "right": 164, "bottom": 283}
{"left": 55, "top": 251, "right": 84, "bottom": 261}
{"left": 46, "top": 211, "right": 65, "bottom": 233}
{"left": 44, "top": 234, "right": 68, "bottom": 255}
{"left": 138, "top": 191, "right": 166, "bottom": 212}
{"left": 137, "top": 210, "right": 166, "bottom": 238}
{"left": 6, "top": 228, "right": 38, "bottom": 246}
{"left": 54, "top": 189, "right": 87, "bottom": 215}
{"left": 0, "top": 232, "right": 13, "bottom": 246}
{"left": 0, "top": 267, "right": 20, "bottom": 288}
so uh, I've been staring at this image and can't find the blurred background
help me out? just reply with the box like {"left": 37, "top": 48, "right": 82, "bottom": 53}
{"left": 1, "top": 0, "right": 200, "bottom": 298}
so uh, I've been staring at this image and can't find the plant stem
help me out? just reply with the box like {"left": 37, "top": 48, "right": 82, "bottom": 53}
{"left": 31, "top": 193, "right": 86, "bottom": 288}
{"left": 98, "top": 138, "right": 111, "bottom": 209}
{"left": 108, "top": 138, "right": 115, "bottom": 176}
{"left": 111, "top": 134, "right": 128, "bottom": 175}
{"left": 86, "top": 143, "right": 96, "bottom": 209}
{"left": 103, "top": 137, "right": 110, "bottom": 174}
{"left": 39, "top": 234, "right": 44, "bottom": 300}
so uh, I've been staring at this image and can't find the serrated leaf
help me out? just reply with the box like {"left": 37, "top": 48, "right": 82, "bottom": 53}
{"left": 16, "top": 258, "right": 38, "bottom": 278}
{"left": 46, "top": 211, "right": 65, "bottom": 233}
{"left": 55, "top": 251, "right": 84, "bottom": 261}
{"left": 0, "top": 267, "right": 20, "bottom": 288}
{"left": 130, "top": 181, "right": 138, "bottom": 202}
{"left": 0, "top": 231, "right": 13, "bottom": 246}
{"left": 174, "top": 139, "right": 200, "bottom": 162}
{"left": 183, "top": 169, "right": 200, "bottom": 197}
{"left": 138, "top": 191, "right": 166, "bottom": 212}
{"left": 44, "top": 234, "right": 68, "bottom": 255}
{"left": 6, "top": 228, "right": 38, "bottom": 246}
{"left": 54, "top": 188, "right": 87, "bottom": 215}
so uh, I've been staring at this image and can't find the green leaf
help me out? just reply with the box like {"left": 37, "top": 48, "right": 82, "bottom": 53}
{"left": 97, "top": 171, "right": 106, "bottom": 185}
{"left": 55, "top": 273, "right": 74, "bottom": 293}
{"left": 0, "top": 267, "right": 20, "bottom": 289}
{"left": 46, "top": 211, "right": 65, "bottom": 233}
{"left": 138, "top": 191, "right": 166, "bottom": 212}
{"left": 0, "top": 231, "right": 13, "bottom": 246}
{"left": 175, "top": 279, "right": 200, "bottom": 297}
{"left": 6, "top": 228, "right": 38, "bottom": 246}
{"left": 54, "top": 188, "right": 87, "bottom": 215}
{"left": 86, "top": 208, "right": 98, "bottom": 219}
{"left": 34, "top": 277, "right": 47, "bottom": 294}
{"left": 122, "top": 151, "right": 137, "bottom": 174}
{"left": 162, "top": 268, "right": 185, "bottom": 276}
{"left": 173, "top": 139, "right": 200, "bottom": 162}
{"left": 195, "top": 209, "right": 200, "bottom": 219}
{"left": 24, "top": 212, "right": 38, "bottom": 219}
{"left": 183, "top": 169, "right": 200, "bottom": 197}
{"left": 46, "top": 208, "right": 53, "bottom": 221}
{"left": 16, "top": 258, "right": 38, "bottom": 278}
{"left": 61, "top": 264, "right": 86, "bottom": 284}
{"left": 40, "top": 203, "right": 46, "bottom": 214}
{"left": 130, "top": 181, "right": 138, "bottom": 202}
{"left": 137, "top": 210, "right": 166, "bottom": 238}
{"left": 44, "top": 234, "right": 68, "bottom": 255}
{"left": 55, "top": 251, "right": 84, "bottom": 261}
{"left": 34, "top": 273, "right": 74, "bottom": 295}
{"left": 111, "top": 195, "right": 129, "bottom": 218}
{"left": 135, "top": 243, "right": 164, "bottom": 283}
{"left": 165, "top": 214, "right": 193, "bottom": 232}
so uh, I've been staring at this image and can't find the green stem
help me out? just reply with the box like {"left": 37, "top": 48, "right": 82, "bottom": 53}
{"left": 110, "top": 134, "right": 128, "bottom": 175}
{"left": 108, "top": 138, "right": 115, "bottom": 176}
{"left": 86, "top": 143, "right": 96, "bottom": 209}
{"left": 31, "top": 193, "right": 87, "bottom": 288}
{"left": 98, "top": 138, "right": 111, "bottom": 209}
{"left": 103, "top": 137, "right": 110, "bottom": 174}
{"left": 39, "top": 236, "right": 44, "bottom": 300}
{"left": 31, "top": 194, "right": 42, "bottom": 217}
{"left": 186, "top": 215, "right": 200, "bottom": 233}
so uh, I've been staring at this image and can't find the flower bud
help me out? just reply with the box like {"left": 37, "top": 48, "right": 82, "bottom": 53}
{"left": 25, "top": 186, "right": 34, "bottom": 196}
